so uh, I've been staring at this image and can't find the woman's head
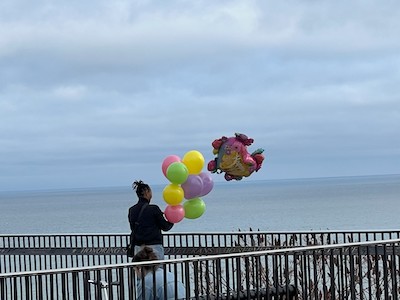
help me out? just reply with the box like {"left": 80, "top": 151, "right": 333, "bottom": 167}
{"left": 133, "top": 246, "right": 158, "bottom": 262}
{"left": 132, "top": 180, "right": 152, "bottom": 200}
{"left": 132, "top": 246, "right": 159, "bottom": 274}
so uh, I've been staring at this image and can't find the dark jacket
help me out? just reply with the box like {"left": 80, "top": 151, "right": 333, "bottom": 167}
{"left": 128, "top": 198, "right": 174, "bottom": 246}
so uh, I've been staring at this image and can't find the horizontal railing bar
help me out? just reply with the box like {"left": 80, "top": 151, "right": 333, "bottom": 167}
{"left": 0, "top": 247, "right": 127, "bottom": 256}
{"left": 3, "top": 244, "right": 399, "bottom": 256}
{"left": 1, "top": 228, "right": 400, "bottom": 237}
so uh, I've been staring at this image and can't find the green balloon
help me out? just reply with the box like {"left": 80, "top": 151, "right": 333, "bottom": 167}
{"left": 183, "top": 198, "right": 206, "bottom": 219}
{"left": 166, "top": 162, "right": 189, "bottom": 184}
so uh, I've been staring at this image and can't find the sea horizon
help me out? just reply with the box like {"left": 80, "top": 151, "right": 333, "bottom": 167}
{"left": 1, "top": 173, "right": 399, "bottom": 235}
{"left": 1, "top": 172, "right": 398, "bottom": 194}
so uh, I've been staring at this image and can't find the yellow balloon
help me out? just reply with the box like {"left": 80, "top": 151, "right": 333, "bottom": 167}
{"left": 162, "top": 184, "right": 184, "bottom": 205}
{"left": 182, "top": 150, "right": 205, "bottom": 174}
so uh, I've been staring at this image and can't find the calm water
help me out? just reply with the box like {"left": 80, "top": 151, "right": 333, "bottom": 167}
{"left": 0, "top": 175, "right": 399, "bottom": 234}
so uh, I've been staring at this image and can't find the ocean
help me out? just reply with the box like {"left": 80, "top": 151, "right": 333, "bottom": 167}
{"left": 0, "top": 174, "right": 399, "bottom": 235}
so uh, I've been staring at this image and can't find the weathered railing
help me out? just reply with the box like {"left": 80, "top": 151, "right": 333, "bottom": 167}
{"left": 1, "top": 238, "right": 400, "bottom": 299}
{"left": 2, "top": 230, "right": 400, "bottom": 273}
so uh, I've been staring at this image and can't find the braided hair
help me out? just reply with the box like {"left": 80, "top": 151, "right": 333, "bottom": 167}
{"left": 132, "top": 180, "right": 151, "bottom": 198}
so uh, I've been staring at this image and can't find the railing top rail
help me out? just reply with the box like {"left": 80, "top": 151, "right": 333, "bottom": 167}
{"left": 0, "top": 233, "right": 128, "bottom": 237}
{"left": 2, "top": 237, "right": 400, "bottom": 279}
{"left": 1, "top": 229, "right": 400, "bottom": 237}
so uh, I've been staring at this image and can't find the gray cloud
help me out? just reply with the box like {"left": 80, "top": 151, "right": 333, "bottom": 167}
{"left": 1, "top": 0, "right": 399, "bottom": 191}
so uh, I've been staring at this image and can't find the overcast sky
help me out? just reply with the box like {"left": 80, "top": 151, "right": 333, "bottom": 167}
{"left": 1, "top": 0, "right": 399, "bottom": 192}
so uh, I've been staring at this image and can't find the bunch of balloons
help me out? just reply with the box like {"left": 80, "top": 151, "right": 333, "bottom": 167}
{"left": 162, "top": 150, "right": 214, "bottom": 223}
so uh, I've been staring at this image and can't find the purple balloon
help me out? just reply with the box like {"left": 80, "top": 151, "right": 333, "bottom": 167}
{"left": 199, "top": 172, "right": 214, "bottom": 197}
{"left": 181, "top": 175, "right": 203, "bottom": 199}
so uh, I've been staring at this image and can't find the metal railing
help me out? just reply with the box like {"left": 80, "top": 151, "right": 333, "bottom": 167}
{"left": 2, "top": 230, "right": 400, "bottom": 274}
{"left": 1, "top": 238, "right": 400, "bottom": 299}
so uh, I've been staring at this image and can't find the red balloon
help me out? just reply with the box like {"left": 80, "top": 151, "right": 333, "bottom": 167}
{"left": 164, "top": 205, "right": 185, "bottom": 223}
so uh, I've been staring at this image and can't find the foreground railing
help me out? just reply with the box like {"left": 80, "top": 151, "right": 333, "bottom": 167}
{"left": 2, "top": 230, "right": 400, "bottom": 273}
{"left": 1, "top": 238, "right": 400, "bottom": 299}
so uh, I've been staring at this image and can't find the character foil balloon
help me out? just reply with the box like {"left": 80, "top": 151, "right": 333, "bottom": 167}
{"left": 207, "top": 133, "right": 265, "bottom": 181}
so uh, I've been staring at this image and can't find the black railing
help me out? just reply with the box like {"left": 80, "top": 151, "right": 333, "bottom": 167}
{"left": 1, "top": 238, "right": 400, "bottom": 299}
{"left": 2, "top": 230, "right": 400, "bottom": 274}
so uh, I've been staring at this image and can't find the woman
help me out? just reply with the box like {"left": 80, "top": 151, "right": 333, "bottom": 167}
{"left": 128, "top": 180, "right": 174, "bottom": 260}
{"left": 133, "top": 246, "right": 186, "bottom": 300}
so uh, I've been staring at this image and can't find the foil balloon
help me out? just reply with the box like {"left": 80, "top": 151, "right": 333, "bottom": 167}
{"left": 207, "top": 133, "right": 265, "bottom": 181}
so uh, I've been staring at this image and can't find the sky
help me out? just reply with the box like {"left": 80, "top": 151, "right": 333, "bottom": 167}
{"left": 1, "top": 0, "right": 399, "bottom": 192}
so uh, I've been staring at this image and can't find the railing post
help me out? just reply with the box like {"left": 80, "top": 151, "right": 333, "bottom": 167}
{"left": 0, "top": 277, "right": 5, "bottom": 300}
{"left": 349, "top": 247, "right": 356, "bottom": 299}
{"left": 391, "top": 243, "right": 399, "bottom": 300}
{"left": 374, "top": 244, "right": 380, "bottom": 299}
{"left": 382, "top": 243, "right": 389, "bottom": 299}
{"left": 312, "top": 249, "right": 318, "bottom": 299}
{"left": 83, "top": 271, "right": 90, "bottom": 300}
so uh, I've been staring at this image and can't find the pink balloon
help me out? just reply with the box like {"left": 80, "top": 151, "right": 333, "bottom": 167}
{"left": 164, "top": 205, "right": 185, "bottom": 223}
{"left": 162, "top": 155, "right": 181, "bottom": 177}
{"left": 199, "top": 172, "right": 214, "bottom": 197}
{"left": 181, "top": 175, "right": 203, "bottom": 199}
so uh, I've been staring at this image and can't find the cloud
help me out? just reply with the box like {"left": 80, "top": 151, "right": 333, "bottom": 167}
{"left": 1, "top": 0, "right": 399, "bottom": 191}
